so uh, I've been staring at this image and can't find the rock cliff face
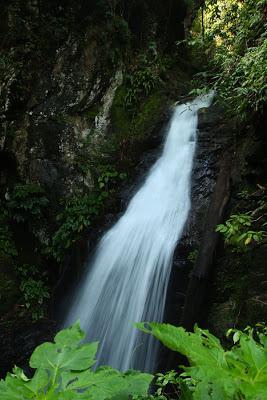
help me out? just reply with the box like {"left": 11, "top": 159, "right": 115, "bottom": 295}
{"left": 206, "top": 114, "right": 267, "bottom": 338}
{"left": 166, "top": 109, "right": 267, "bottom": 347}
{"left": 161, "top": 106, "right": 267, "bottom": 369}
{"left": 165, "top": 105, "right": 234, "bottom": 327}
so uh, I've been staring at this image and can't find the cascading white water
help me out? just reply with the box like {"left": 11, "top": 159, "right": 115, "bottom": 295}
{"left": 64, "top": 93, "right": 214, "bottom": 372}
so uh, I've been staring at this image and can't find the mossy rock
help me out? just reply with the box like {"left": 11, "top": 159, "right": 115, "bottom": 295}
{"left": 110, "top": 85, "right": 168, "bottom": 171}
{"left": 111, "top": 85, "right": 131, "bottom": 137}
{"left": 132, "top": 92, "right": 166, "bottom": 140}
{"left": 86, "top": 104, "right": 102, "bottom": 124}
{"left": 112, "top": 86, "right": 167, "bottom": 138}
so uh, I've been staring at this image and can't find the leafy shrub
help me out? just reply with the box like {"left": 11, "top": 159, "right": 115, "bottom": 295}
{"left": 153, "top": 370, "right": 191, "bottom": 400}
{"left": 125, "top": 68, "right": 161, "bottom": 110}
{"left": 50, "top": 167, "right": 127, "bottom": 262}
{"left": 187, "top": 0, "right": 267, "bottom": 118}
{"left": 0, "top": 196, "right": 49, "bottom": 320}
{"left": 0, "top": 213, "right": 17, "bottom": 262}
{"left": 216, "top": 213, "right": 266, "bottom": 252}
{"left": 18, "top": 264, "right": 50, "bottom": 321}
{"left": 50, "top": 193, "right": 106, "bottom": 262}
{"left": 98, "top": 167, "right": 127, "bottom": 190}
{"left": 187, "top": 250, "right": 198, "bottom": 264}
{"left": 124, "top": 51, "right": 164, "bottom": 112}
{"left": 0, "top": 322, "right": 153, "bottom": 399}
{"left": 138, "top": 322, "right": 267, "bottom": 400}
{"left": 99, "top": 15, "right": 131, "bottom": 65}
{"left": 1, "top": 321, "right": 266, "bottom": 399}
{"left": 7, "top": 184, "right": 49, "bottom": 223}
{"left": 214, "top": 38, "right": 267, "bottom": 117}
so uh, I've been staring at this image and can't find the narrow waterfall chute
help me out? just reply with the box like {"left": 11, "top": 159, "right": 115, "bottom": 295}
{"left": 64, "top": 92, "right": 214, "bottom": 372}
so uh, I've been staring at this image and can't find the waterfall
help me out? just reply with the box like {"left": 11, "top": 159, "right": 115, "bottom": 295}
{"left": 64, "top": 93, "right": 214, "bottom": 372}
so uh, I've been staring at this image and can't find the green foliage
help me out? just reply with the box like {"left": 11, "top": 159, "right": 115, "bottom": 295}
{"left": 137, "top": 322, "right": 267, "bottom": 400}
{"left": 7, "top": 184, "right": 49, "bottom": 223}
{"left": 111, "top": 81, "right": 166, "bottom": 170}
{"left": 187, "top": 0, "right": 267, "bottom": 118}
{"left": 125, "top": 69, "right": 161, "bottom": 111}
{"left": 131, "top": 93, "right": 164, "bottom": 139}
{"left": 213, "top": 38, "right": 267, "bottom": 117}
{"left": 0, "top": 191, "right": 50, "bottom": 319}
{"left": 216, "top": 213, "right": 266, "bottom": 252}
{"left": 1, "top": 320, "right": 266, "bottom": 400}
{"left": 0, "top": 322, "right": 153, "bottom": 400}
{"left": 0, "top": 207, "right": 17, "bottom": 262}
{"left": 17, "top": 264, "right": 50, "bottom": 321}
{"left": 187, "top": 250, "right": 198, "bottom": 264}
{"left": 100, "top": 15, "right": 131, "bottom": 65}
{"left": 50, "top": 167, "right": 127, "bottom": 262}
{"left": 111, "top": 85, "right": 164, "bottom": 150}
{"left": 50, "top": 193, "right": 105, "bottom": 262}
{"left": 153, "top": 370, "right": 192, "bottom": 400}
{"left": 98, "top": 168, "right": 127, "bottom": 189}
{"left": 124, "top": 53, "right": 164, "bottom": 112}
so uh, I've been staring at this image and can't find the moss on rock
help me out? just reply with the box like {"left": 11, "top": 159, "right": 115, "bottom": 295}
{"left": 111, "top": 84, "right": 168, "bottom": 158}
{"left": 132, "top": 92, "right": 166, "bottom": 139}
{"left": 111, "top": 85, "right": 131, "bottom": 137}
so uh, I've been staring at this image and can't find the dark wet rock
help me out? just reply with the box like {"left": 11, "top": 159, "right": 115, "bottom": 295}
{"left": 164, "top": 104, "right": 235, "bottom": 331}
{"left": 177, "top": 110, "right": 266, "bottom": 339}
{"left": 0, "top": 316, "right": 57, "bottom": 378}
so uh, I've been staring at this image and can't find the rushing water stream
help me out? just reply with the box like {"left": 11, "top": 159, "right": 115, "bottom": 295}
{"left": 64, "top": 93, "right": 214, "bottom": 372}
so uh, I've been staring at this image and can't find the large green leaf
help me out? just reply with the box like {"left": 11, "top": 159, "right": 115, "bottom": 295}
{"left": 30, "top": 322, "right": 98, "bottom": 374}
{"left": 136, "top": 323, "right": 227, "bottom": 371}
{"left": 0, "top": 322, "right": 152, "bottom": 400}
{"left": 0, "top": 374, "right": 34, "bottom": 400}
{"left": 26, "top": 369, "right": 50, "bottom": 395}
{"left": 111, "top": 370, "right": 153, "bottom": 400}
{"left": 54, "top": 321, "right": 86, "bottom": 347}
{"left": 62, "top": 366, "right": 153, "bottom": 400}
{"left": 30, "top": 341, "right": 98, "bottom": 371}
{"left": 62, "top": 367, "right": 126, "bottom": 393}
{"left": 137, "top": 322, "right": 267, "bottom": 400}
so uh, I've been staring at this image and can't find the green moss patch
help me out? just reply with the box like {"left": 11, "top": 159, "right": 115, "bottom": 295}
{"left": 111, "top": 85, "right": 131, "bottom": 137}
{"left": 132, "top": 92, "right": 166, "bottom": 140}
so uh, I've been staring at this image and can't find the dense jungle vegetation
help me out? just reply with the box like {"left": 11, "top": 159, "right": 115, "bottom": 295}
{"left": 0, "top": 0, "right": 266, "bottom": 398}
{"left": 188, "top": 0, "right": 266, "bottom": 118}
